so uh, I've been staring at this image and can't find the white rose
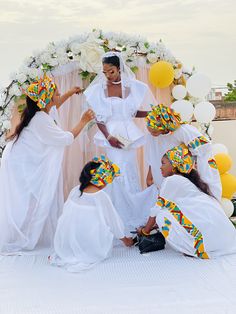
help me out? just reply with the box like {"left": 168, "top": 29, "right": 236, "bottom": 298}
{"left": 139, "top": 42, "right": 148, "bottom": 53}
{"left": 147, "top": 53, "right": 158, "bottom": 64}
{"left": 16, "top": 72, "right": 27, "bottom": 84}
{"left": 23, "top": 56, "right": 34, "bottom": 67}
{"left": 46, "top": 42, "right": 56, "bottom": 54}
{"left": 70, "top": 42, "right": 81, "bottom": 54}
{"left": 174, "top": 68, "right": 182, "bottom": 80}
{"left": 9, "top": 84, "right": 22, "bottom": 97}
{"left": 107, "top": 40, "right": 117, "bottom": 49}
{"left": 48, "top": 58, "right": 59, "bottom": 67}
{"left": 57, "top": 55, "right": 69, "bottom": 66}
{"left": 79, "top": 42, "right": 104, "bottom": 73}
{"left": 40, "top": 52, "right": 52, "bottom": 64}
{"left": 56, "top": 47, "right": 67, "bottom": 57}
{"left": 125, "top": 46, "right": 136, "bottom": 56}
{"left": 28, "top": 68, "right": 40, "bottom": 80}
{"left": 2, "top": 120, "right": 11, "bottom": 131}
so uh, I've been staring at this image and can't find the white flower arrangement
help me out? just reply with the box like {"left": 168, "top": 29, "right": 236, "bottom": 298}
{"left": 0, "top": 29, "right": 191, "bottom": 157}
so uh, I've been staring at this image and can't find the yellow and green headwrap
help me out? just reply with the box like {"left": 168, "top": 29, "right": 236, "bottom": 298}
{"left": 166, "top": 144, "right": 194, "bottom": 174}
{"left": 146, "top": 104, "right": 182, "bottom": 132}
{"left": 90, "top": 155, "right": 120, "bottom": 187}
{"left": 26, "top": 74, "right": 57, "bottom": 109}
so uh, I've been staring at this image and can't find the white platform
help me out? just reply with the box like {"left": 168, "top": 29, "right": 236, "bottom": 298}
{"left": 1, "top": 245, "right": 236, "bottom": 314}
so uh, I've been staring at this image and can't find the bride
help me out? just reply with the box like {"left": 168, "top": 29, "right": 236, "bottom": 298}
{"left": 84, "top": 51, "right": 157, "bottom": 233}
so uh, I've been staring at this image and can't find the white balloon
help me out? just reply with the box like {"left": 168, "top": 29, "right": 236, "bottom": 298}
{"left": 212, "top": 143, "right": 229, "bottom": 155}
{"left": 172, "top": 85, "right": 187, "bottom": 100}
{"left": 194, "top": 101, "right": 216, "bottom": 123}
{"left": 221, "top": 198, "right": 234, "bottom": 218}
{"left": 186, "top": 73, "right": 211, "bottom": 98}
{"left": 171, "top": 100, "right": 194, "bottom": 122}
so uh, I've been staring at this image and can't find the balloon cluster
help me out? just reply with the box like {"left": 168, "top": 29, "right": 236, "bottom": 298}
{"left": 148, "top": 61, "right": 215, "bottom": 125}
{"left": 213, "top": 144, "right": 236, "bottom": 218}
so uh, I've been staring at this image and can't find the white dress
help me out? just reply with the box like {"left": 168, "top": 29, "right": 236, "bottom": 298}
{"left": 145, "top": 124, "right": 222, "bottom": 201}
{"left": 85, "top": 80, "right": 157, "bottom": 233}
{"left": 50, "top": 187, "right": 125, "bottom": 272}
{"left": 150, "top": 175, "right": 236, "bottom": 258}
{"left": 0, "top": 111, "right": 74, "bottom": 254}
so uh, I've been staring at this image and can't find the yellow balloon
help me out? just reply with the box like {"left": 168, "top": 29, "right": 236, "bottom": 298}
{"left": 214, "top": 153, "right": 233, "bottom": 175}
{"left": 220, "top": 172, "right": 236, "bottom": 199}
{"left": 149, "top": 61, "right": 174, "bottom": 88}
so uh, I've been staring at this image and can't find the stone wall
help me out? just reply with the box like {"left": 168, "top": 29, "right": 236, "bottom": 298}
{"left": 212, "top": 101, "right": 236, "bottom": 120}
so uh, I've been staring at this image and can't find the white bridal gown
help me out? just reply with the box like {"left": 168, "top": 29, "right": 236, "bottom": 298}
{"left": 150, "top": 175, "right": 236, "bottom": 258}
{"left": 85, "top": 79, "right": 157, "bottom": 233}
{"left": 50, "top": 187, "right": 125, "bottom": 272}
{"left": 0, "top": 111, "right": 74, "bottom": 254}
{"left": 145, "top": 123, "right": 222, "bottom": 201}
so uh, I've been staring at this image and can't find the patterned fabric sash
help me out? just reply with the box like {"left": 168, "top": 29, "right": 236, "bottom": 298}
{"left": 188, "top": 136, "right": 209, "bottom": 150}
{"left": 157, "top": 196, "right": 209, "bottom": 259}
{"left": 208, "top": 158, "right": 218, "bottom": 169}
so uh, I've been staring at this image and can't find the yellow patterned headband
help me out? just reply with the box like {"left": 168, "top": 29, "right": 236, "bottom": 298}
{"left": 26, "top": 74, "right": 57, "bottom": 109}
{"left": 90, "top": 155, "right": 120, "bottom": 187}
{"left": 165, "top": 144, "right": 194, "bottom": 174}
{"left": 146, "top": 104, "right": 182, "bottom": 132}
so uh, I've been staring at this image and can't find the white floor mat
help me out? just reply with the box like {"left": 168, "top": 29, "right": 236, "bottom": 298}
{"left": 0, "top": 245, "right": 236, "bottom": 314}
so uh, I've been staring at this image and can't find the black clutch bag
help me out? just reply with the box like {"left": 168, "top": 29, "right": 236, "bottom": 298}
{"left": 132, "top": 229, "right": 166, "bottom": 254}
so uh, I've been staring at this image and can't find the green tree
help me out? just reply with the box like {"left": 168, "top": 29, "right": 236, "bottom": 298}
{"left": 224, "top": 80, "right": 236, "bottom": 101}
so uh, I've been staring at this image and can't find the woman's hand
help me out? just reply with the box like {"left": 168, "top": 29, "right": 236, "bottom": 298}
{"left": 80, "top": 109, "right": 95, "bottom": 125}
{"left": 107, "top": 135, "right": 124, "bottom": 149}
{"left": 70, "top": 86, "right": 84, "bottom": 95}
{"left": 146, "top": 166, "right": 154, "bottom": 187}
{"left": 121, "top": 237, "right": 134, "bottom": 247}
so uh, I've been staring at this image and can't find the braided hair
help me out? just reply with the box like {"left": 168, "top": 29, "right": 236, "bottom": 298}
{"left": 79, "top": 161, "right": 101, "bottom": 195}
{"left": 9, "top": 96, "right": 40, "bottom": 142}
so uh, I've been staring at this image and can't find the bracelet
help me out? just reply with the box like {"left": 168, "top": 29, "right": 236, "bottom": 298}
{"left": 107, "top": 134, "right": 112, "bottom": 141}
{"left": 141, "top": 228, "right": 150, "bottom": 236}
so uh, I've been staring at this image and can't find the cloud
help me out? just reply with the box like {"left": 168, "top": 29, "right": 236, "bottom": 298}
{"left": 0, "top": 0, "right": 235, "bottom": 86}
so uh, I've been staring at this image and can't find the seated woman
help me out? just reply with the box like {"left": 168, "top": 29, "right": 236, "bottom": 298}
{"left": 145, "top": 104, "right": 222, "bottom": 201}
{"left": 0, "top": 74, "right": 94, "bottom": 254}
{"left": 50, "top": 155, "right": 133, "bottom": 272}
{"left": 140, "top": 144, "right": 236, "bottom": 259}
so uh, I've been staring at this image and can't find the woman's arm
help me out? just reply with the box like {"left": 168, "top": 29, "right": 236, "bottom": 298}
{"left": 57, "top": 87, "right": 84, "bottom": 109}
{"left": 137, "top": 216, "right": 157, "bottom": 235}
{"left": 146, "top": 166, "right": 154, "bottom": 187}
{"left": 71, "top": 109, "right": 95, "bottom": 138}
{"left": 135, "top": 110, "right": 149, "bottom": 118}
{"left": 97, "top": 122, "right": 124, "bottom": 149}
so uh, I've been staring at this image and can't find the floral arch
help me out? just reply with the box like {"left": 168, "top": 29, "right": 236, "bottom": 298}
{"left": 0, "top": 29, "right": 191, "bottom": 194}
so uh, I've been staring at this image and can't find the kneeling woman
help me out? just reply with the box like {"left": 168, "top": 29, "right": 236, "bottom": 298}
{"left": 50, "top": 156, "right": 133, "bottom": 272}
{"left": 140, "top": 144, "right": 236, "bottom": 259}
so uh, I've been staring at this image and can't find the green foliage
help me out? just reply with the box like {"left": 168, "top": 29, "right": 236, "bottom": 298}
{"left": 131, "top": 66, "right": 139, "bottom": 73}
{"left": 81, "top": 71, "right": 90, "bottom": 80}
{"left": 224, "top": 80, "right": 236, "bottom": 101}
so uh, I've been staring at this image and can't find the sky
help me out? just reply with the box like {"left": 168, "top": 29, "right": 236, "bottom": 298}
{"left": 0, "top": 0, "right": 235, "bottom": 89}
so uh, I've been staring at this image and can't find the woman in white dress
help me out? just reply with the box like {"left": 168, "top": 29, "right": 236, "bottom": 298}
{"left": 140, "top": 144, "right": 236, "bottom": 259}
{"left": 145, "top": 104, "right": 222, "bottom": 201}
{"left": 50, "top": 155, "right": 133, "bottom": 272}
{"left": 84, "top": 51, "right": 157, "bottom": 233}
{"left": 0, "top": 75, "right": 95, "bottom": 254}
